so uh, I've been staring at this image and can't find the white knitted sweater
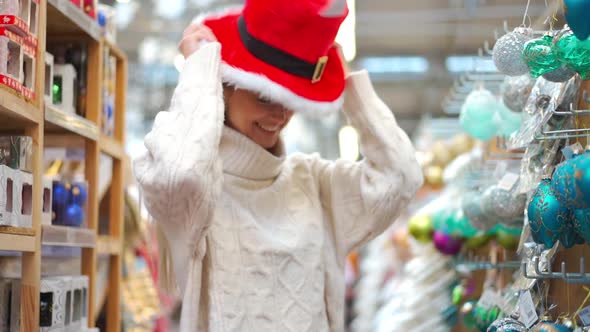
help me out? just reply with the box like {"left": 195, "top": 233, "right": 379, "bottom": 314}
{"left": 134, "top": 43, "right": 423, "bottom": 332}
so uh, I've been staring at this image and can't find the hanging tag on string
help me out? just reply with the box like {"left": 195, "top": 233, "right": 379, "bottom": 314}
{"left": 518, "top": 290, "right": 539, "bottom": 328}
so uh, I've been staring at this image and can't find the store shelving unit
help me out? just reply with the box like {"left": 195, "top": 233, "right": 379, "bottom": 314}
{"left": 0, "top": 1, "right": 128, "bottom": 331}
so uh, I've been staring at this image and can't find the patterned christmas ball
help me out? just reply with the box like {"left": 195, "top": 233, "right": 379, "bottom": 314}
{"left": 573, "top": 208, "right": 590, "bottom": 244}
{"left": 552, "top": 155, "right": 589, "bottom": 209}
{"left": 501, "top": 75, "right": 536, "bottom": 113}
{"left": 493, "top": 28, "right": 533, "bottom": 76}
{"left": 559, "top": 217, "right": 579, "bottom": 248}
{"left": 481, "top": 186, "right": 526, "bottom": 220}
{"left": 527, "top": 179, "right": 569, "bottom": 248}
{"left": 487, "top": 313, "right": 527, "bottom": 332}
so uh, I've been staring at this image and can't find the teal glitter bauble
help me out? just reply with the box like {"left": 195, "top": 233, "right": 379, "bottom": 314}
{"left": 527, "top": 179, "right": 569, "bottom": 248}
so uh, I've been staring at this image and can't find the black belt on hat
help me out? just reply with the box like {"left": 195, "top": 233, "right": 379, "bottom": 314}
{"left": 237, "top": 16, "right": 328, "bottom": 83}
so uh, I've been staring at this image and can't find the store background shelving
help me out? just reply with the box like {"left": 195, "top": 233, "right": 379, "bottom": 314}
{"left": 0, "top": 0, "right": 128, "bottom": 331}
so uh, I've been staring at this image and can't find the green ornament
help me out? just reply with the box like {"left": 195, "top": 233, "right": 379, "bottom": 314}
{"left": 452, "top": 284, "right": 464, "bottom": 305}
{"left": 464, "top": 232, "right": 493, "bottom": 249}
{"left": 453, "top": 210, "right": 478, "bottom": 238}
{"left": 554, "top": 30, "right": 590, "bottom": 79}
{"left": 523, "top": 35, "right": 562, "bottom": 77}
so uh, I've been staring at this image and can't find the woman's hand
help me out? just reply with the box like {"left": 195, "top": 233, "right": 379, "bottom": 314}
{"left": 179, "top": 24, "right": 218, "bottom": 58}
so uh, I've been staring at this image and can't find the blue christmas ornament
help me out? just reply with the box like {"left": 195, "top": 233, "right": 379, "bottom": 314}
{"left": 69, "top": 183, "right": 88, "bottom": 206}
{"left": 528, "top": 179, "right": 569, "bottom": 248}
{"left": 559, "top": 217, "right": 578, "bottom": 248}
{"left": 552, "top": 155, "right": 589, "bottom": 209}
{"left": 52, "top": 182, "right": 69, "bottom": 208}
{"left": 64, "top": 204, "right": 84, "bottom": 227}
{"left": 573, "top": 208, "right": 590, "bottom": 244}
{"left": 574, "top": 153, "right": 590, "bottom": 207}
{"left": 487, "top": 313, "right": 527, "bottom": 332}
{"left": 564, "top": 0, "right": 590, "bottom": 41}
{"left": 494, "top": 102, "right": 523, "bottom": 137}
{"left": 532, "top": 322, "right": 574, "bottom": 332}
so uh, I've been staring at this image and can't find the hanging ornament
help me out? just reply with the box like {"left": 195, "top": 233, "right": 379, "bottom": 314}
{"left": 452, "top": 278, "right": 475, "bottom": 305}
{"left": 543, "top": 65, "right": 577, "bottom": 82}
{"left": 573, "top": 151, "right": 590, "bottom": 207}
{"left": 408, "top": 215, "right": 434, "bottom": 243}
{"left": 433, "top": 231, "right": 463, "bottom": 255}
{"left": 495, "top": 225, "right": 522, "bottom": 250}
{"left": 527, "top": 178, "right": 569, "bottom": 248}
{"left": 481, "top": 185, "right": 527, "bottom": 220}
{"left": 559, "top": 217, "right": 579, "bottom": 248}
{"left": 523, "top": 35, "right": 563, "bottom": 77}
{"left": 487, "top": 312, "right": 527, "bottom": 332}
{"left": 564, "top": 0, "right": 590, "bottom": 41}
{"left": 463, "top": 194, "right": 496, "bottom": 231}
{"left": 460, "top": 89, "right": 500, "bottom": 141}
{"left": 494, "top": 101, "right": 523, "bottom": 137}
{"left": 451, "top": 209, "right": 479, "bottom": 238}
{"left": 461, "top": 301, "right": 479, "bottom": 330}
{"left": 501, "top": 75, "right": 536, "bottom": 112}
{"left": 553, "top": 28, "right": 590, "bottom": 80}
{"left": 551, "top": 154, "right": 589, "bottom": 209}
{"left": 493, "top": 28, "right": 533, "bottom": 76}
{"left": 464, "top": 232, "right": 493, "bottom": 249}
{"left": 573, "top": 208, "right": 590, "bottom": 244}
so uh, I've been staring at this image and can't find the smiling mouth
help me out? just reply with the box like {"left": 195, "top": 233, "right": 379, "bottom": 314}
{"left": 256, "top": 122, "right": 281, "bottom": 133}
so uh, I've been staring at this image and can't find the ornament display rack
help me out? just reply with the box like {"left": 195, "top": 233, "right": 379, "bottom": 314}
{"left": 0, "top": 0, "right": 128, "bottom": 331}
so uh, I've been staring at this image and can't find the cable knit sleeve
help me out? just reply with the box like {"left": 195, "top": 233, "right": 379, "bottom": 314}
{"left": 133, "top": 43, "right": 224, "bottom": 290}
{"left": 316, "top": 70, "right": 423, "bottom": 255}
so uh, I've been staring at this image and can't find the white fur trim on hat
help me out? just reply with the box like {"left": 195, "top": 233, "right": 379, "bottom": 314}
{"left": 221, "top": 63, "right": 344, "bottom": 115}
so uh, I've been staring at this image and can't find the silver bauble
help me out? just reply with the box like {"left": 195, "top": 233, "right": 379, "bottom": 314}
{"left": 543, "top": 65, "right": 576, "bottom": 82}
{"left": 487, "top": 313, "right": 527, "bottom": 332}
{"left": 481, "top": 186, "right": 527, "bottom": 220}
{"left": 462, "top": 193, "right": 496, "bottom": 231}
{"left": 493, "top": 28, "right": 533, "bottom": 76}
{"left": 501, "top": 75, "right": 535, "bottom": 112}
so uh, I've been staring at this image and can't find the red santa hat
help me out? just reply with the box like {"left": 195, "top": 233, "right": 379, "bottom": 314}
{"left": 200, "top": 0, "right": 349, "bottom": 115}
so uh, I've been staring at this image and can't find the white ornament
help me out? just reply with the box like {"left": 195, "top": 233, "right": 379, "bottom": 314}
{"left": 493, "top": 28, "right": 533, "bottom": 76}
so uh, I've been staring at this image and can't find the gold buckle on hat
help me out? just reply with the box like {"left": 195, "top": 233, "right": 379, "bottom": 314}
{"left": 312, "top": 56, "right": 329, "bottom": 84}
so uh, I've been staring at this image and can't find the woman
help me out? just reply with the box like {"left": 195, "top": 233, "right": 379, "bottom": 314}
{"left": 134, "top": 0, "right": 423, "bottom": 331}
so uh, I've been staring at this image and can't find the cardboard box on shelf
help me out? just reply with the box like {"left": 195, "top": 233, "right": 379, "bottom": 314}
{"left": 53, "top": 64, "right": 78, "bottom": 114}
{"left": 14, "top": 170, "right": 32, "bottom": 228}
{"left": 0, "top": 165, "right": 16, "bottom": 226}
{"left": 0, "top": 136, "right": 33, "bottom": 173}
{"left": 40, "top": 276, "right": 71, "bottom": 332}
{"left": 42, "top": 177, "right": 53, "bottom": 225}
{"left": 44, "top": 52, "right": 54, "bottom": 106}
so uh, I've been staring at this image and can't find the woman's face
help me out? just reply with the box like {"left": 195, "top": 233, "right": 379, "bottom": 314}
{"left": 224, "top": 87, "right": 295, "bottom": 150}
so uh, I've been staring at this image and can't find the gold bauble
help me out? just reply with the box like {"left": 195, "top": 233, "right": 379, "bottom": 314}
{"left": 424, "top": 165, "right": 444, "bottom": 187}
{"left": 431, "top": 141, "right": 453, "bottom": 166}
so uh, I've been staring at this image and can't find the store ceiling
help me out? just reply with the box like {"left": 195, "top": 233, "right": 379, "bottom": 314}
{"left": 116, "top": 0, "right": 559, "bottom": 129}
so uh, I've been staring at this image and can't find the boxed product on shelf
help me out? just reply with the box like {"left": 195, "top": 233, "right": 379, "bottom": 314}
{"left": 0, "top": 0, "right": 31, "bottom": 37}
{"left": 69, "top": 275, "right": 88, "bottom": 332}
{"left": 29, "top": 0, "right": 39, "bottom": 37}
{"left": 0, "top": 28, "right": 23, "bottom": 93}
{"left": 42, "top": 177, "right": 53, "bottom": 225}
{"left": 9, "top": 279, "right": 20, "bottom": 332}
{"left": 53, "top": 64, "right": 78, "bottom": 114}
{"left": 44, "top": 52, "right": 54, "bottom": 106}
{"left": 0, "top": 279, "right": 12, "bottom": 331}
{"left": 52, "top": 180, "right": 88, "bottom": 227}
{"left": 21, "top": 51, "right": 35, "bottom": 98}
{"left": 101, "top": 52, "right": 116, "bottom": 136}
{"left": 40, "top": 276, "right": 80, "bottom": 332}
{"left": 83, "top": 0, "right": 97, "bottom": 19}
{"left": 14, "top": 169, "right": 32, "bottom": 228}
{"left": 0, "top": 136, "right": 33, "bottom": 173}
{"left": 0, "top": 165, "right": 16, "bottom": 226}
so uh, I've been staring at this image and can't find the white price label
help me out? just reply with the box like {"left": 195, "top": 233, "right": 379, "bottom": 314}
{"left": 518, "top": 290, "right": 539, "bottom": 328}
{"left": 497, "top": 172, "right": 520, "bottom": 191}
{"left": 579, "top": 306, "right": 590, "bottom": 326}
{"left": 572, "top": 142, "right": 584, "bottom": 154}
{"left": 478, "top": 289, "right": 496, "bottom": 309}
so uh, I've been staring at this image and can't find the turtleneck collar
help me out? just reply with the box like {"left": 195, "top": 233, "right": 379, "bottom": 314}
{"left": 220, "top": 126, "right": 285, "bottom": 181}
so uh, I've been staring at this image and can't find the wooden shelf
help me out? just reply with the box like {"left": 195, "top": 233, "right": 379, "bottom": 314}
{"left": 41, "top": 224, "right": 96, "bottom": 248}
{"left": 0, "top": 227, "right": 36, "bottom": 252}
{"left": 0, "top": 87, "right": 40, "bottom": 129}
{"left": 45, "top": 104, "right": 99, "bottom": 140}
{"left": 104, "top": 39, "right": 127, "bottom": 62}
{"left": 99, "top": 135, "right": 125, "bottom": 160}
{"left": 97, "top": 235, "right": 121, "bottom": 256}
{"left": 47, "top": 0, "right": 100, "bottom": 41}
